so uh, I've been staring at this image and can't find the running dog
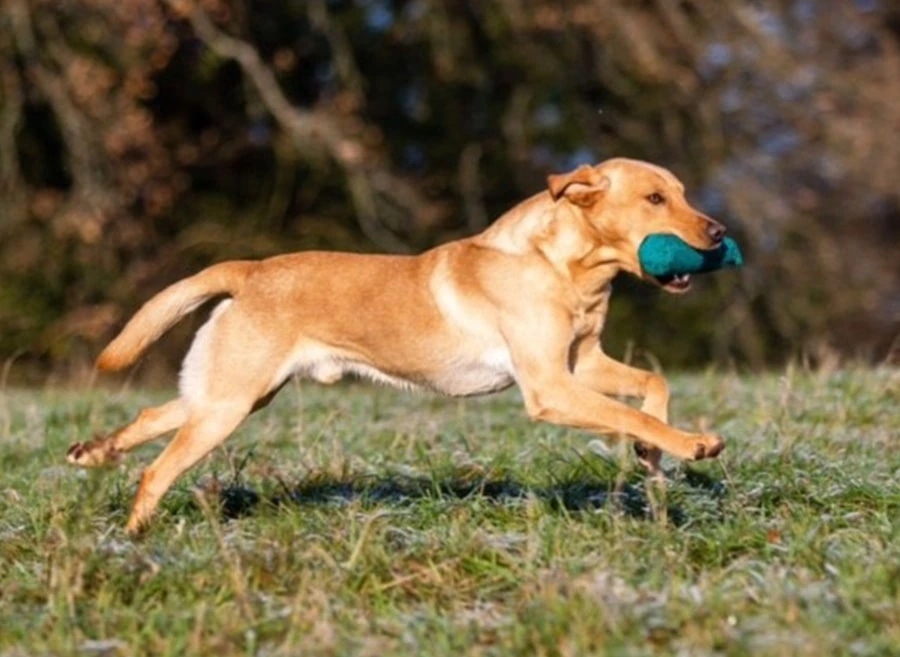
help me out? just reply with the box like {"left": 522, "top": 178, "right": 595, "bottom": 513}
{"left": 68, "top": 158, "right": 727, "bottom": 534}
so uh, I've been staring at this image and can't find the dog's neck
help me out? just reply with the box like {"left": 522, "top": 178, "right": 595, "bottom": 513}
{"left": 477, "top": 191, "right": 621, "bottom": 300}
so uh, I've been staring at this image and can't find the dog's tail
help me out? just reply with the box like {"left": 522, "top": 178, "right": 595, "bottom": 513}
{"left": 96, "top": 261, "right": 255, "bottom": 372}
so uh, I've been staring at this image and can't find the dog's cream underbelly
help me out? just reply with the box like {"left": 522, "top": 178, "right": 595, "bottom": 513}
{"left": 427, "top": 346, "right": 516, "bottom": 396}
{"left": 280, "top": 343, "right": 515, "bottom": 397}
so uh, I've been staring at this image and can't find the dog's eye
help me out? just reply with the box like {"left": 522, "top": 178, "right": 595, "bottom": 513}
{"left": 646, "top": 193, "right": 665, "bottom": 205}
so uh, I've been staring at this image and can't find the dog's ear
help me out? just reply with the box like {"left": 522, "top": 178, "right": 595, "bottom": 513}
{"left": 547, "top": 165, "right": 609, "bottom": 207}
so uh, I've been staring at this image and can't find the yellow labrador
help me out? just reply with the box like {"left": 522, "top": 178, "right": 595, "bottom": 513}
{"left": 69, "top": 158, "right": 727, "bottom": 534}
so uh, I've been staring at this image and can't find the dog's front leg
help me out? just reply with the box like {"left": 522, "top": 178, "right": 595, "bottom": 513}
{"left": 571, "top": 344, "right": 671, "bottom": 474}
{"left": 520, "top": 375, "right": 721, "bottom": 461}
{"left": 504, "top": 314, "right": 722, "bottom": 462}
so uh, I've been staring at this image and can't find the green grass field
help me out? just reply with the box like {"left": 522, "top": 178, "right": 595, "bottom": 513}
{"left": 1, "top": 367, "right": 898, "bottom": 656}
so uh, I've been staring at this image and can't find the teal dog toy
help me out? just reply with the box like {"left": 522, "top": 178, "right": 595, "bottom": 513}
{"left": 638, "top": 234, "right": 744, "bottom": 280}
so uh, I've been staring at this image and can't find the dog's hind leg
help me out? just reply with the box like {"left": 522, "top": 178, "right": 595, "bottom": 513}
{"left": 125, "top": 399, "right": 253, "bottom": 534}
{"left": 67, "top": 376, "right": 289, "bottom": 470}
{"left": 123, "top": 298, "right": 293, "bottom": 533}
{"left": 67, "top": 398, "right": 189, "bottom": 468}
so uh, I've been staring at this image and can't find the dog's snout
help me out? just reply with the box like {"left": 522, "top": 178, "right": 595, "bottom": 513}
{"left": 706, "top": 221, "right": 726, "bottom": 244}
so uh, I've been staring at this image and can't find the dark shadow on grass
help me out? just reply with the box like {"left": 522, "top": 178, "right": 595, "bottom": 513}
{"left": 211, "top": 472, "right": 697, "bottom": 525}
{"left": 680, "top": 467, "right": 729, "bottom": 498}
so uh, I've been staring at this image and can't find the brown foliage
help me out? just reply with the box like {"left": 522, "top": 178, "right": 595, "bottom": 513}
{"left": 0, "top": 0, "right": 898, "bottom": 377}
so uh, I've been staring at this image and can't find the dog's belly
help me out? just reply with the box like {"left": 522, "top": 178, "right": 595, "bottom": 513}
{"left": 294, "top": 345, "right": 516, "bottom": 397}
{"left": 429, "top": 347, "right": 516, "bottom": 396}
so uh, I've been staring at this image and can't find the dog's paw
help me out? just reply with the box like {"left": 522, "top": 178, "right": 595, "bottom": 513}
{"left": 124, "top": 516, "right": 148, "bottom": 537}
{"left": 66, "top": 437, "right": 121, "bottom": 468}
{"left": 690, "top": 434, "right": 725, "bottom": 461}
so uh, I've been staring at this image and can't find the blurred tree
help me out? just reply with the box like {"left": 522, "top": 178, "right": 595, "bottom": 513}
{"left": 0, "top": 0, "right": 897, "bottom": 380}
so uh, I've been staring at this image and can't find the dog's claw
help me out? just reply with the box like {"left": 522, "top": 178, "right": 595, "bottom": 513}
{"left": 66, "top": 442, "right": 88, "bottom": 463}
{"left": 706, "top": 437, "right": 725, "bottom": 458}
{"left": 66, "top": 437, "right": 121, "bottom": 467}
{"left": 690, "top": 435, "right": 724, "bottom": 461}
{"left": 124, "top": 518, "right": 147, "bottom": 537}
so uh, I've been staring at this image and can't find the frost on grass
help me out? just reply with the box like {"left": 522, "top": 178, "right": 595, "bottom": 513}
{"left": 0, "top": 369, "right": 898, "bottom": 656}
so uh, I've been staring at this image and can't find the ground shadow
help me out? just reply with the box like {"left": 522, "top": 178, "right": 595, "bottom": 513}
{"left": 206, "top": 469, "right": 728, "bottom": 526}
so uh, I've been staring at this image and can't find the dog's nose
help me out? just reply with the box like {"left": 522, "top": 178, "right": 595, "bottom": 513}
{"left": 706, "top": 221, "right": 726, "bottom": 244}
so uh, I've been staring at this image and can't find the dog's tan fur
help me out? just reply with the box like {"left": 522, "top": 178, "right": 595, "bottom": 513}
{"left": 69, "top": 158, "right": 728, "bottom": 534}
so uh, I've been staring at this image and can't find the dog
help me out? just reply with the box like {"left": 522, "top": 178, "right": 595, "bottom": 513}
{"left": 68, "top": 158, "right": 728, "bottom": 534}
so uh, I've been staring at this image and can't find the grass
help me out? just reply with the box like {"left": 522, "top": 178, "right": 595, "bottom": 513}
{"left": 0, "top": 366, "right": 898, "bottom": 656}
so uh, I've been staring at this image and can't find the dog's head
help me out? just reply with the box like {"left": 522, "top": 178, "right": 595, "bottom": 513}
{"left": 547, "top": 158, "right": 726, "bottom": 293}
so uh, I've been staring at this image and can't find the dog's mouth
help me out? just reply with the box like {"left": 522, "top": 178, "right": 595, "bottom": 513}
{"left": 654, "top": 273, "right": 692, "bottom": 293}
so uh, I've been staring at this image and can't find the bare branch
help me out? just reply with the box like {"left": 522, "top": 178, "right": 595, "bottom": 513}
{"left": 0, "top": 44, "right": 26, "bottom": 227}
{"left": 8, "top": 0, "right": 117, "bottom": 224}
{"left": 173, "top": 0, "right": 425, "bottom": 253}
{"left": 180, "top": 5, "right": 324, "bottom": 145}
{"left": 458, "top": 142, "right": 488, "bottom": 233}
{"left": 307, "top": 0, "right": 365, "bottom": 101}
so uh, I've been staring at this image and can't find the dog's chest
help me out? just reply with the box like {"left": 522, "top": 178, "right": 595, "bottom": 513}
{"left": 573, "top": 286, "right": 612, "bottom": 337}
